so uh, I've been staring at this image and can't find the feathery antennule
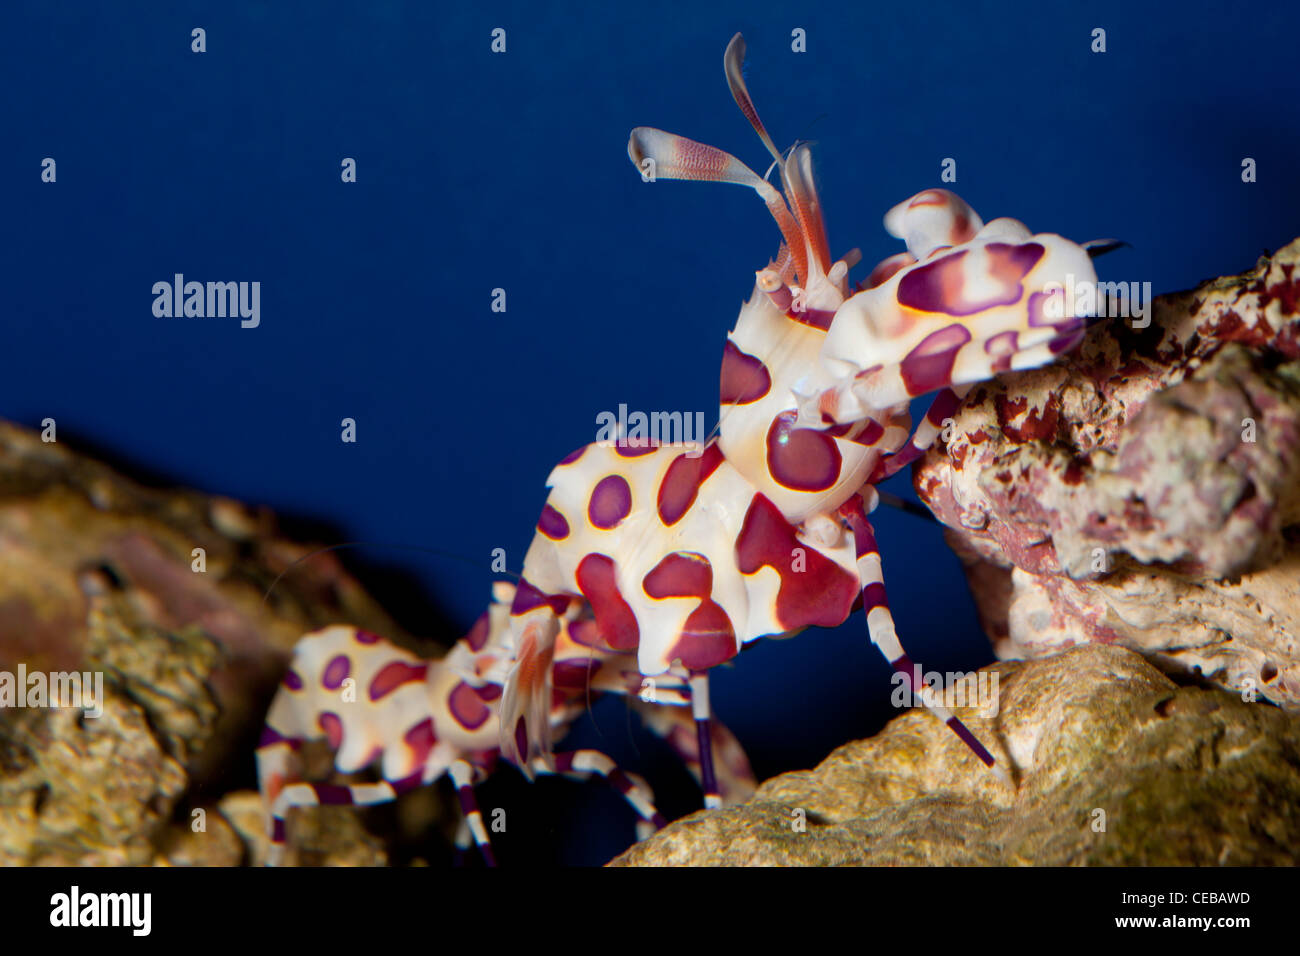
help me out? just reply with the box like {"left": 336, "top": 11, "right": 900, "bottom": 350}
{"left": 628, "top": 126, "right": 809, "bottom": 286}
{"left": 785, "top": 145, "right": 832, "bottom": 277}
{"left": 724, "top": 33, "right": 784, "bottom": 166}
{"left": 724, "top": 33, "right": 834, "bottom": 286}
{"left": 628, "top": 32, "right": 837, "bottom": 288}
{"left": 770, "top": 244, "right": 796, "bottom": 284}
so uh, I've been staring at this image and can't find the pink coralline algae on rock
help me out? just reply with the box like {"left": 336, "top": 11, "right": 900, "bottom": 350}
{"left": 915, "top": 238, "right": 1300, "bottom": 710}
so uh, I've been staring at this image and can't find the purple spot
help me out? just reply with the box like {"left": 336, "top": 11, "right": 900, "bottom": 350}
{"left": 849, "top": 418, "right": 886, "bottom": 448}
{"left": 465, "top": 613, "right": 490, "bottom": 651}
{"left": 354, "top": 630, "right": 382, "bottom": 645}
{"left": 984, "top": 330, "right": 1019, "bottom": 372}
{"left": 588, "top": 475, "right": 632, "bottom": 529}
{"left": 719, "top": 339, "right": 772, "bottom": 405}
{"left": 1027, "top": 288, "right": 1064, "bottom": 328}
{"left": 657, "top": 443, "right": 724, "bottom": 526}
{"left": 615, "top": 439, "right": 660, "bottom": 457}
{"left": 865, "top": 252, "right": 916, "bottom": 290}
{"left": 825, "top": 418, "right": 885, "bottom": 448}
{"left": 925, "top": 388, "right": 963, "bottom": 426}
{"left": 511, "top": 577, "right": 570, "bottom": 616}
{"left": 449, "top": 681, "right": 491, "bottom": 730}
{"left": 369, "top": 660, "right": 429, "bottom": 701}
{"left": 576, "top": 553, "right": 641, "bottom": 651}
{"left": 553, "top": 658, "right": 601, "bottom": 690}
{"left": 1049, "top": 322, "right": 1086, "bottom": 354}
{"left": 282, "top": 668, "right": 303, "bottom": 692}
{"left": 765, "top": 411, "right": 842, "bottom": 492}
{"left": 537, "top": 504, "right": 570, "bottom": 540}
{"left": 322, "top": 654, "right": 351, "bottom": 690}
{"left": 897, "top": 243, "right": 1045, "bottom": 316}
{"left": 899, "top": 324, "right": 972, "bottom": 396}
{"left": 405, "top": 718, "right": 438, "bottom": 768}
{"left": 567, "top": 617, "right": 605, "bottom": 649}
{"left": 258, "top": 726, "right": 292, "bottom": 748}
{"left": 790, "top": 306, "right": 835, "bottom": 331}
{"left": 318, "top": 712, "right": 344, "bottom": 748}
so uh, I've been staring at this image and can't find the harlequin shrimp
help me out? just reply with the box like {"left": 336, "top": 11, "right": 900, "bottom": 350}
{"left": 257, "top": 582, "right": 755, "bottom": 865}
{"left": 501, "top": 33, "right": 1115, "bottom": 801}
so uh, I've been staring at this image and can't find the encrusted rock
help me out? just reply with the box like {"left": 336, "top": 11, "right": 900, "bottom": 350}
{"left": 914, "top": 239, "right": 1300, "bottom": 710}
{"left": 612, "top": 645, "right": 1300, "bottom": 865}
{"left": 0, "top": 422, "right": 422, "bottom": 864}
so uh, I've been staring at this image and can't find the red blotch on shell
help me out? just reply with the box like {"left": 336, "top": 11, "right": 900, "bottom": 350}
{"left": 766, "top": 410, "right": 842, "bottom": 491}
{"left": 897, "top": 243, "right": 1044, "bottom": 316}
{"left": 642, "top": 552, "right": 737, "bottom": 670}
{"left": 448, "top": 681, "right": 491, "bottom": 731}
{"left": 899, "top": 324, "right": 972, "bottom": 396}
{"left": 553, "top": 658, "right": 602, "bottom": 691}
{"left": 404, "top": 718, "right": 438, "bottom": 769}
{"left": 465, "top": 612, "right": 491, "bottom": 651}
{"left": 657, "top": 442, "right": 724, "bottom": 526}
{"left": 576, "top": 553, "right": 641, "bottom": 651}
{"left": 643, "top": 551, "right": 713, "bottom": 599}
{"left": 566, "top": 617, "right": 607, "bottom": 649}
{"left": 512, "top": 578, "right": 570, "bottom": 617}
{"left": 735, "top": 494, "right": 858, "bottom": 630}
{"left": 720, "top": 339, "right": 773, "bottom": 405}
{"left": 321, "top": 655, "right": 351, "bottom": 690}
{"left": 588, "top": 475, "right": 632, "bottom": 529}
{"left": 318, "top": 712, "right": 344, "bottom": 749}
{"left": 368, "top": 660, "right": 429, "bottom": 701}
{"left": 538, "top": 504, "right": 570, "bottom": 540}
{"left": 614, "top": 438, "right": 661, "bottom": 458}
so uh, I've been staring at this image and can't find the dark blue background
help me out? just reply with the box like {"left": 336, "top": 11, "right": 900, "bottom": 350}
{"left": 6, "top": 1, "right": 1298, "bottom": 863}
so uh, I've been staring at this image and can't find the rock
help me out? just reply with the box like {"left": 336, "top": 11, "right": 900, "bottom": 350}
{"left": 0, "top": 602, "right": 216, "bottom": 865}
{"left": 612, "top": 644, "right": 1300, "bottom": 865}
{"left": 154, "top": 804, "right": 248, "bottom": 867}
{"left": 0, "top": 422, "right": 423, "bottom": 864}
{"left": 215, "top": 791, "right": 388, "bottom": 867}
{"left": 914, "top": 239, "right": 1300, "bottom": 710}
